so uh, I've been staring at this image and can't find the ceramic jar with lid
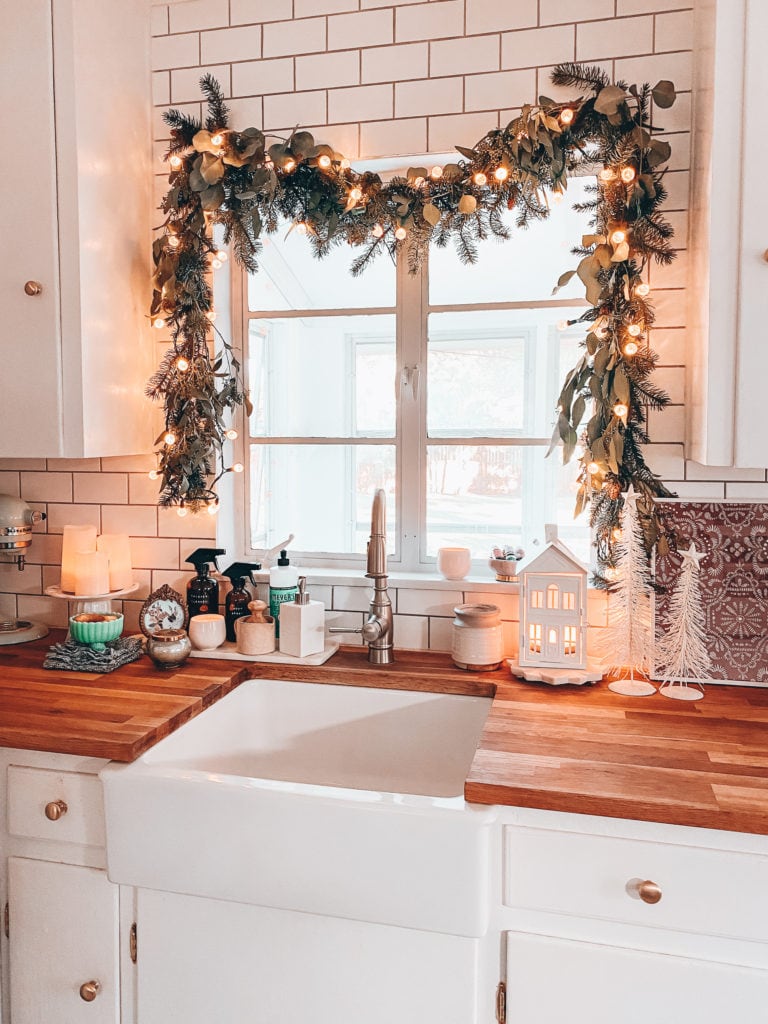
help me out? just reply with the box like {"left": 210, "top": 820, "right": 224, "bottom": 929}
{"left": 451, "top": 603, "right": 504, "bottom": 671}
{"left": 146, "top": 628, "right": 192, "bottom": 670}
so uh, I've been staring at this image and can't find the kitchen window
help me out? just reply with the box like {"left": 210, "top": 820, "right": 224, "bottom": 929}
{"left": 229, "top": 175, "right": 594, "bottom": 571}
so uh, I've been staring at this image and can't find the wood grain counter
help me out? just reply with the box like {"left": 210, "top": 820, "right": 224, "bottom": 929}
{"left": 1, "top": 635, "right": 767, "bottom": 834}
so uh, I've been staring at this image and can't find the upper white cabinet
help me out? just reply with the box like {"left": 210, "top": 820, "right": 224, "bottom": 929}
{"left": 687, "top": 0, "right": 768, "bottom": 467}
{"left": 0, "top": 0, "right": 155, "bottom": 458}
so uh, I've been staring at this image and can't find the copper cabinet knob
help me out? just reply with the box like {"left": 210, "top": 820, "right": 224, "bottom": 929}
{"left": 79, "top": 980, "right": 101, "bottom": 1002}
{"left": 24, "top": 281, "right": 43, "bottom": 296}
{"left": 626, "top": 877, "right": 662, "bottom": 904}
{"left": 44, "top": 799, "right": 68, "bottom": 821}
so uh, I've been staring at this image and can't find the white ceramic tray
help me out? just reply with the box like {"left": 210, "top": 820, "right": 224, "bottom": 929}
{"left": 189, "top": 640, "right": 339, "bottom": 666}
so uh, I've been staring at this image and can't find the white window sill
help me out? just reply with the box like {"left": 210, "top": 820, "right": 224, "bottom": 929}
{"left": 248, "top": 565, "right": 518, "bottom": 593}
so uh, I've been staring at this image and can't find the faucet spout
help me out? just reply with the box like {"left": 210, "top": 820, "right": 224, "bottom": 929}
{"left": 366, "top": 488, "right": 387, "bottom": 579}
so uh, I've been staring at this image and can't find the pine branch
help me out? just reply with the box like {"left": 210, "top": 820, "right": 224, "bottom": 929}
{"left": 551, "top": 62, "right": 610, "bottom": 92}
{"left": 200, "top": 73, "right": 230, "bottom": 131}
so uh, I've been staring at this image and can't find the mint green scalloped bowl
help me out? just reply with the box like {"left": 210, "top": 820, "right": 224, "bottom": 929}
{"left": 69, "top": 613, "right": 124, "bottom": 651}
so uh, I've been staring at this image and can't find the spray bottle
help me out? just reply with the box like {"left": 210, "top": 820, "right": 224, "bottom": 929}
{"left": 221, "top": 561, "right": 262, "bottom": 642}
{"left": 184, "top": 548, "right": 226, "bottom": 619}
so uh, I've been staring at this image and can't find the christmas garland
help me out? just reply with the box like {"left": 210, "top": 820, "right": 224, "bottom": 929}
{"left": 148, "top": 63, "right": 678, "bottom": 571}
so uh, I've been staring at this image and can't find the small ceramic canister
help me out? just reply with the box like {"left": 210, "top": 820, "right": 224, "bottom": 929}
{"left": 235, "top": 600, "right": 275, "bottom": 656}
{"left": 146, "top": 628, "right": 192, "bottom": 670}
{"left": 451, "top": 603, "right": 504, "bottom": 671}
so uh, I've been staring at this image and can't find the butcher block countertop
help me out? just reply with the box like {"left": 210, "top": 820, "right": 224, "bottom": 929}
{"left": 1, "top": 635, "right": 767, "bottom": 835}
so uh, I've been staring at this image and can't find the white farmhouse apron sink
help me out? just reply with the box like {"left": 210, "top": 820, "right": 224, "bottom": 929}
{"left": 101, "top": 679, "right": 495, "bottom": 936}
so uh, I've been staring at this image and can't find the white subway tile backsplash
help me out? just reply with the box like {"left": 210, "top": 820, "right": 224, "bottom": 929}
{"left": 18, "top": 595, "right": 69, "bottom": 629}
{"left": 73, "top": 474, "right": 129, "bottom": 506}
{"left": 169, "top": 0, "right": 229, "bottom": 34}
{"left": 233, "top": 57, "right": 294, "bottom": 97}
{"left": 152, "top": 71, "right": 171, "bottom": 107}
{"left": 397, "top": 588, "right": 462, "bottom": 616}
{"left": 685, "top": 461, "right": 766, "bottom": 483}
{"left": 22, "top": 533, "right": 62, "bottom": 566}
{"left": 172, "top": 65, "right": 231, "bottom": 104}
{"left": 102, "top": 504, "right": 158, "bottom": 538}
{"left": 428, "top": 110, "right": 497, "bottom": 151}
{"left": 396, "top": 0, "right": 464, "bottom": 43}
{"left": 428, "top": 616, "right": 453, "bottom": 652}
{"left": 501, "top": 25, "right": 574, "bottom": 68}
{"left": 230, "top": 0, "right": 293, "bottom": 25}
{"left": 724, "top": 483, "right": 768, "bottom": 500}
{"left": 393, "top": 614, "right": 429, "bottom": 650}
{"left": 362, "top": 42, "right": 428, "bottom": 84}
{"left": 151, "top": 33, "right": 199, "bottom": 72}
{"left": 615, "top": 50, "right": 692, "bottom": 92}
{"left": 296, "top": 0, "right": 358, "bottom": 15}
{"left": 20, "top": 472, "right": 72, "bottom": 504}
{"left": 359, "top": 116, "right": 427, "bottom": 157}
{"left": 464, "top": 590, "right": 518, "bottom": 621}
{"left": 328, "top": 9, "right": 393, "bottom": 50}
{"left": 150, "top": 6, "right": 169, "bottom": 36}
{"left": 396, "top": 76, "right": 462, "bottom": 118}
{"left": 297, "top": 50, "right": 360, "bottom": 91}
{"left": 464, "top": 68, "right": 535, "bottom": 112}
{"left": 201, "top": 25, "right": 262, "bottom": 65}
{"left": 618, "top": 0, "right": 693, "bottom": 13}
{"left": 330, "top": 83, "right": 393, "bottom": 123}
{"left": 466, "top": 0, "right": 537, "bottom": 35}
{"left": 324, "top": 610, "right": 365, "bottom": 643}
{"left": 0, "top": 460, "right": 47, "bottom": 471}
{"left": 0, "top": 563, "right": 41, "bottom": 596}
{"left": 101, "top": 455, "right": 157, "bottom": 474}
{"left": 130, "top": 537, "right": 180, "bottom": 571}
{"left": 157, "top": 506, "right": 217, "bottom": 540}
{"left": 576, "top": 16, "right": 654, "bottom": 61}
{"left": 539, "top": 0, "right": 613, "bottom": 25}
{"left": 430, "top": 35, "right": 500, "bottom": 79}
{"left": 332, "top": 585, "right": 373, "bottom": 612}
{"left": 0, "top": 472, "right": 20, "bottom": 497}
{"left": 264, "top": 90, "right": 327, "bottom": 130}
{"left": 263, "top": 17, "right": 326, "bottom": 58}
{"left": 654, "top": 10, "right": 694, "bottom": 53}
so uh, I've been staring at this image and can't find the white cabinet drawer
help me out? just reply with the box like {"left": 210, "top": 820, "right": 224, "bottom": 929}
{"left": 504, "top": 825, "right": 768, "bottom": 943}
{"left": 7, "top": 766, "right": 105, "bottom": 847}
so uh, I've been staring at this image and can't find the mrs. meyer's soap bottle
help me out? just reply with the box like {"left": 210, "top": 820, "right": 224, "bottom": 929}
{"left": 269, "top": 550, "right": 298, "bottom": 638}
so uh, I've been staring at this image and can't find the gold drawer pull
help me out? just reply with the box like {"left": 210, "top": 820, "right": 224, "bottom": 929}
{"left": 79, "top": 980, "right": 101, "bottom": 1002}
{"left": 626, "top": 877, "right": 662, "bottom": 904}
{"left": 24, "top": 281, "right": 43, "bottom": 296}
{"left": 44, "top": 799, "right": 68, "bottom": 821}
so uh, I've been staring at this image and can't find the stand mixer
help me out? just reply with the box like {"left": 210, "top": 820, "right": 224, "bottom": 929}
{"left": 0, "top": 493, "right": 49, "bottom": 644}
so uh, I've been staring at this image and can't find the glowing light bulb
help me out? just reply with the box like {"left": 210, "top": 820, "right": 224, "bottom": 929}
{"left": 207, "top": 502, "right": 220, "bottom": 516}
{"left": 318, "top": 154, "right": 332, "bottom": 169}
{"left": 372, "top": 223, "right": 384, "bottom": 238}
{"left": 394, "top": 226, "right": 407, "bottom": 240}
{"left": 206, "top": 310, "right": 217, "bottom": 322}
{"left": 613, "top": 403, "right": 629, "bottom": 418}
{"left": 167, "top": 235, "right": 181, "bottom": 249}
{"left": 429, "top": 166, "right": 442, "bottom": 180}
{"left": 148, "top": 470, "right": 159, "bottom": 481}
{"left": 587, "top": 461, "right": 600, "bottom": 475}
{"left": 177, "top": 504, "right": 188, "bottom": 518}
{"left": 176, "top": 357, "right": 189, "bottom": 371}
{"left": 556, "top": 319, "right": 569, "bottom": 331}
{"left": 599, "top": 167, "right": 617, "bottom": 182}
{"left": 216, "top": 250, "right": 228, "bottom": 262}
{"left": 612, "top": 527, "right": 623, "bottom": 541}
{"left": 635, "top": 282, "right": 650, "bottom": 297}
{"left": 210, "top": 133, "right": 224, "bottom": 147}
{"left": 621, "top": 166, "right": 636, "bottom": 183}
{"left": 232, "top": 463, "right": 244, "bottom": 473}
{"left": 295, "top": 221, "right": 307, "bottom": 235}
{"left": 340, "top": 158, "right": 351, "bottom": 169}
{"left": 211, "top": 258, "right": 222, "bottom": 270}
{"left": 552, "top": 191, "right": 564, "bottom": 204}
{"left": 559, "top": 108, "right": 574, "bottom": 125}
{"left": 623, "top": 341, "right": 639, "bottom": 356}
{"left": 163, "top": 432, "right": 176, "bottom": 446}
{"left": 283, "top": 158, "right": 296, "bottom": 173}
{"left": 473, "top": 172, "right": 487, "bottom": 186}
{"left": 169, "top": 155, "right": 183, "bottom": 170}
{"left": 153, "top": 317, "right": 165, "bottom": 330}
{"left": 494, "top": 166, "right": 509, "bottom": 182}
{"left": 627, "top": 323, "right": 642, "bottom": 337}
{"left": 349, "top": 187, "right": 363, "bottom": 202}
{"left": 610, "top": 229, "right": 626, "bottom": 246}
{"left": 225, "top": 428, "right": 238, "bottom": 440}
{"left": 413, "top": 176, "right": 425, "bottom": 188}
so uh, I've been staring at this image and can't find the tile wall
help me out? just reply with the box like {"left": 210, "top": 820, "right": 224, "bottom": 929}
{"left": 3, "top": 0, "right": 765, "bottom": 654}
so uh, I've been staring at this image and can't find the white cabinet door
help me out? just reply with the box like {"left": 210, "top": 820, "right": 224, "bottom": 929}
{"left": 136, "top": 888, "right": 483, "bottom": 1024}
{"left": 505, "top": 932, "right": 768, "bottom": 1024}
{"left": 0, "top": 0, "right": 154, "bottom": 459}
{"left": 8, "top": 858, "right": 119, "bottom": 1024}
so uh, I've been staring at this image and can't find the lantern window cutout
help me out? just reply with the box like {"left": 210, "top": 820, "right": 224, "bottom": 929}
{"left": 518, "top": 539, "right": 588, "bottom": 670}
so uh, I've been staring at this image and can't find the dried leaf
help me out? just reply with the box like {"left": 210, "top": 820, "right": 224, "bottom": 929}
{"left": 593, "top": 85, "right": 626, "bottom": 116}
{"left": 422, "top": 202, "right": 441, "bottom": 226}
{"left": 652, "top": 80, "right": 676, "bottom": 109}
{"left": 458, "top": 194, "right": 477, "bottom": 215}
{"left": 552, "top": 269, "right": 576, "bottom": 295}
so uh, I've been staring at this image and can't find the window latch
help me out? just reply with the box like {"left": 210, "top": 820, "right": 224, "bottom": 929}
{"left": 400, "top": 364, "right": 420, "bottom": 401}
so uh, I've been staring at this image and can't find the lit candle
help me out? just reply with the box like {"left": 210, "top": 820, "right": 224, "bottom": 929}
{"left": 97, "top": 534, "right": 133, "bottom": 592}
{"left": 73, "top": 551, "right": 110, "bottom": 597}
{"left": 60, "top": 525, "right": 97, "bottom": 593}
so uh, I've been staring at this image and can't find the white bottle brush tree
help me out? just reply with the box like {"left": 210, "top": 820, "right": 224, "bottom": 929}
{"left": 604, "top": 487, "right": 656, "bottom": 696}
{"left": 654, "top": 542, "right": 712, "bottom": 702}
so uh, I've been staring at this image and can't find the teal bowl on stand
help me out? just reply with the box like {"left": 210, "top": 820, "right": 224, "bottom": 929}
{"left": 69, "top": 613, "right": 124, "bottom": 652}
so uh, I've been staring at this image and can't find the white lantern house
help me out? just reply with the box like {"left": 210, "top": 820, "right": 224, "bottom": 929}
{"left": 518, "top": 540, "right": 588, "bottom": 670}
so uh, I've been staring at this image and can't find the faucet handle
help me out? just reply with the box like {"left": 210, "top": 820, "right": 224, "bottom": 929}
{"left": 329, "top": 620, "right": 383, "bottom": 643}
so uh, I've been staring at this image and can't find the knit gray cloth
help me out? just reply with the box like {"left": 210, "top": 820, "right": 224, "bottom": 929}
{"left": 43, "top": 635, "right": 145, "bottom": 673}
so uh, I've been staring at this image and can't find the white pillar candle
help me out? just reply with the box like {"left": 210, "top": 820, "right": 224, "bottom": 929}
{"left": 73, "top": 551, "right": 110, "bottom": 597}
{"left": 97, "top": 533, "right": 133, "bottom": 592}
{"left": 60, "top": 525, "right": 97, "bottom": 593}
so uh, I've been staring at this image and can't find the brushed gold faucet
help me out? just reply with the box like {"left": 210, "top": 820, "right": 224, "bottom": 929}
{"left": 329, "top": 488, "right": 394, "bottom": 664}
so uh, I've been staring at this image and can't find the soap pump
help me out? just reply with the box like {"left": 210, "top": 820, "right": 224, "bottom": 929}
{"left": 222, "top": 561, "right": 262, "bottom": 642}
{"left": 268, "top": 549, "right": 299, "bottom": 637}
{"left": 279, "top": 576, "right": 326, "bottom": 658}
{"left": 184, "top": 548, "right": 226, "bottom": 619}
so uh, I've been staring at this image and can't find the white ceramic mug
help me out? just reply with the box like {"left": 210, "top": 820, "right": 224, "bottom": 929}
{"left": 188, "top": 613, "right": 226, "bottom": 651}
{"left": 437, "top": 546, "right": 472, "bottom": 581}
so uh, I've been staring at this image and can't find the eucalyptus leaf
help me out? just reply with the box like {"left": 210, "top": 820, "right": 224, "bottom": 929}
{"left": 652, "top": 80, "right": 676, "bottom": 109}
{"left": 593, "top": 85, "right": 626, "bottom": 116}
{"left": 552, "top": 269, "right": 576, "bottom": 295}
{"left": 422, "top": 203, "right": 441, "bottom": 226}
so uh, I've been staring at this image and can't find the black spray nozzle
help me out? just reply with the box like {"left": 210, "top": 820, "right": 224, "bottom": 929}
{"left": 185, "top": 548, "right": 227, "bottom": 573}
{"left": 222, "top": 561, "right": 262, "bottom": 586}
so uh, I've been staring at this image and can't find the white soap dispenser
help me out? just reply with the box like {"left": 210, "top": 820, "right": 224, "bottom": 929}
{"left": 279, "top": 576, "right": 326, "bottom": 658}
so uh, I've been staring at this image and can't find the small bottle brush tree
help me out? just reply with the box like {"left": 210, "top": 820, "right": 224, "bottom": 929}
{"left": 655, "top": 542, "right": 712, "bottom": 701}
{"left": 604, "top": 487, "right": 656, "bottom": 696}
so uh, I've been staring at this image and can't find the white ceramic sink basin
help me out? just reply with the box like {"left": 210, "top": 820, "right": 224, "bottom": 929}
{"left": 102, "top": 679, "right": 495, "bottom": 936}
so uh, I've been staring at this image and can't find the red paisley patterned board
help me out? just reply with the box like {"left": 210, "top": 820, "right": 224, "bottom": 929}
{"left": 653, "top": 501, "right": 768, "bottom": 686}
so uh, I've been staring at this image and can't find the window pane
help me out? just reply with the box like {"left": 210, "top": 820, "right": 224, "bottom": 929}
{"left": 248, "top": 230, "right": 396, "bottom": 312}
{"left": 428, "top": 309, "right": 585, "bottom": 438}
{"left": 428, "top": 176, "right": 595, "bottom": 306}
{"left": 425, "top": 445, "right": 589, "bottom": 563}
{"left": 249, "top": 444, "right": 396, "bottom": 556}
{"left": 248, "top": 316, "right": 396, "bottom": 437}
